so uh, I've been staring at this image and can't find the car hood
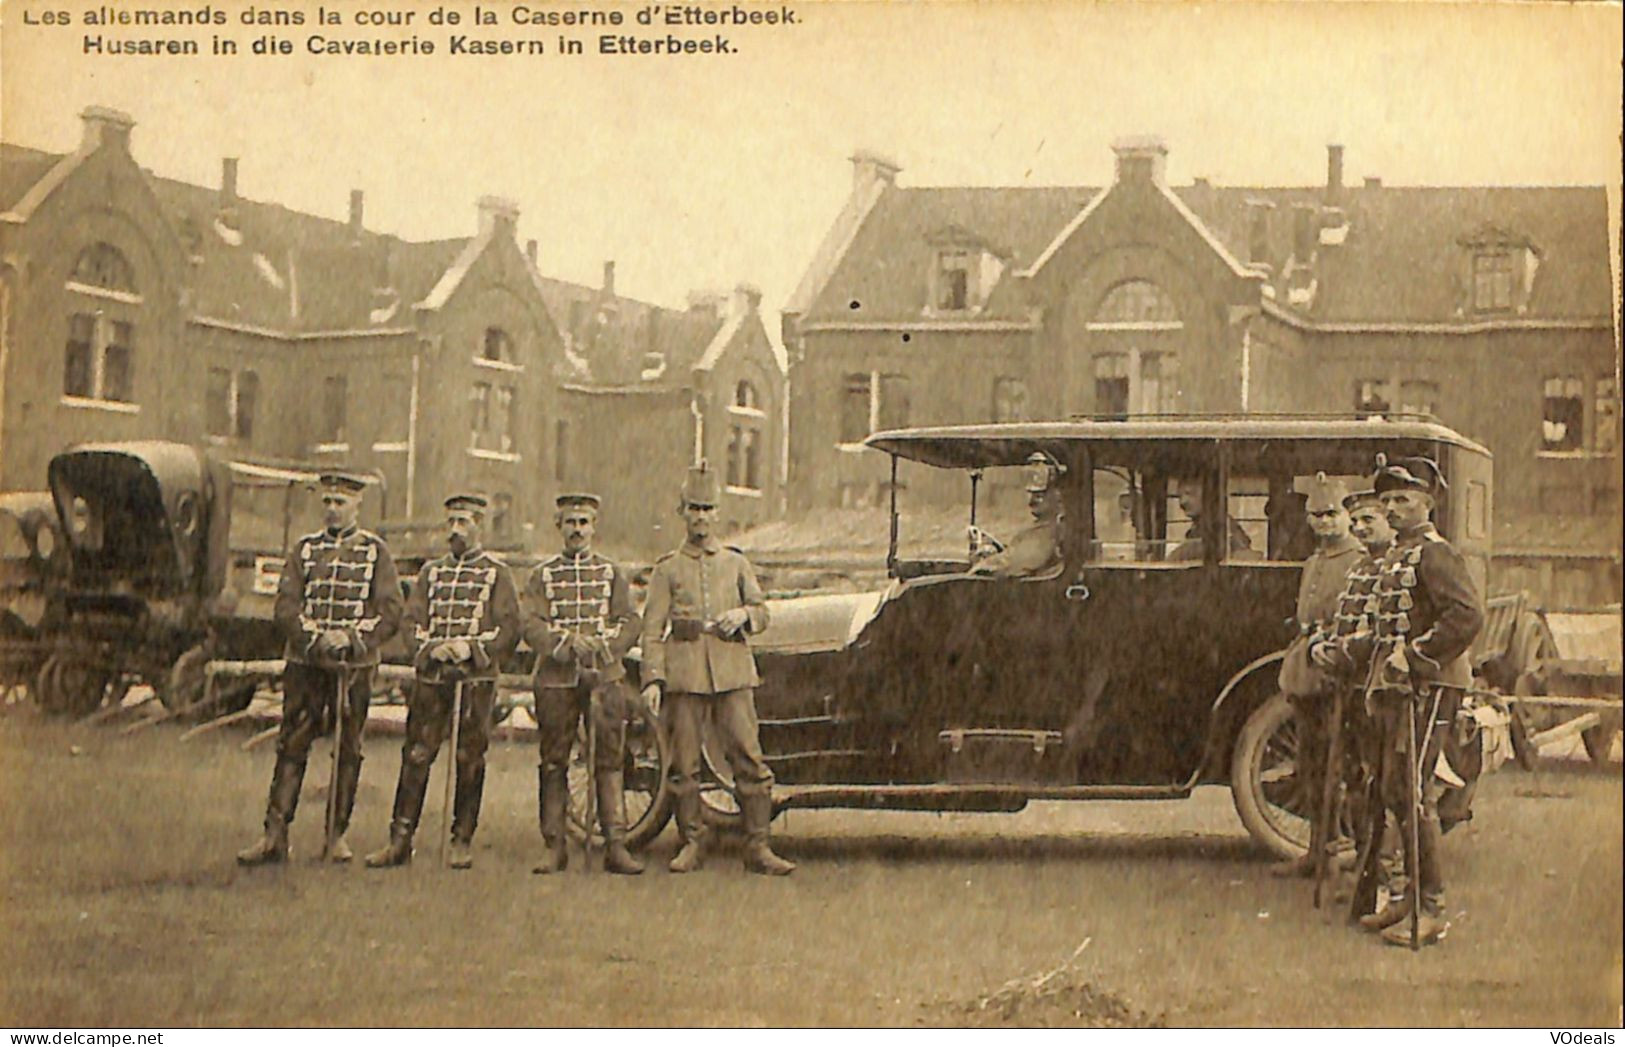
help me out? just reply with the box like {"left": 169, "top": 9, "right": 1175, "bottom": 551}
{"left": 752, "top": 586, "right": 895, "bottom": 655}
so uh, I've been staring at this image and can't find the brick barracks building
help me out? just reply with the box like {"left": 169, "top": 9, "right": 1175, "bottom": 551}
{"left": 0, "top": 106, "right": 782, "bottom": 564}
{"left": 782, "top": 140, "right": 1620, "bottom": 609}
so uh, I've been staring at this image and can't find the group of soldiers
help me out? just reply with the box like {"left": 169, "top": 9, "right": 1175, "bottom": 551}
{"left": 235, "top": 461, "right": 795, "bottom": 877}
{"left": 1275, "top": 455, "right": 1485, "bottom": 948}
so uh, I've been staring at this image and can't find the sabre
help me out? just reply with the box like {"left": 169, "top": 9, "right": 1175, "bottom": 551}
{"left": 1312, "top": 687, "right": 1346, "bottom": 910}
{"left": 582, "top": 684, "right": 599, "bottom": 876}
{"left": 440, "top": 679, "right": 464, "bottom": 867}
{"left": 324, "top": 660, "right": 348, "bottom": 861}
{"left": 1404, "top": 689, "right": 1423, "bottom": 951}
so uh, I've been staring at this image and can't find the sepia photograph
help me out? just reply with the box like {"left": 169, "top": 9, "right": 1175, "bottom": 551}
{"left": 0, "top": 0, "right": 1621, "bottom": 1030}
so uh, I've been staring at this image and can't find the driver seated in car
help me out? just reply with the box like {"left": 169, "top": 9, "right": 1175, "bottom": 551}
{"left": 969, "top": 452, "right": 1065, "bottom": 578}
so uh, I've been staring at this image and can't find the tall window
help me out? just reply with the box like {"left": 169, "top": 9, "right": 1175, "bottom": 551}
{"left": 1472, "top": 250, "right": 1515, "bottom": 313}
{"left": 839, "top": 373, "right": 872, "bottom": 445}
{"left": 320, "top": 375, "right": 348, "bottom": 447}
{"left": 1093, "top": 351, "right": 1176, "bottom": 417}
{"left": 727, "top": 380, "right": 766, "bottom": 492}
{"left": 992, "top": 377, "right": 1028, "bottom": 422}
{"left": 554, "top": 419, "right": 570, "bottom": 484}
{"left": 1354, "top": 378, "right": 1392, "bottom": 418}
{"left": 1542, "top": 376, "right": 1585, "bottom": 453}
{"left": 62, "top": 313, "right": 135, "bottom": 403}
{"left": 470, "top": 382, "right": 518, "bottom": 456}
{"left": 837, "top": 372, "right": 909, "bottom": 445}
{"left": 206, "top": 368, "right": 260, "bottom": 442}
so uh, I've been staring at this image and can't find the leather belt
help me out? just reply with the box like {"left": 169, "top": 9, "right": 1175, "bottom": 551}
{"left": 669, "top": 618, "right": 743, "bottom": 643}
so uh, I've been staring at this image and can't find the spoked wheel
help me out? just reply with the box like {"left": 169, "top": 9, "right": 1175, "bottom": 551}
{"left": 163, "top": 644, "right": 258, "bottom": 718}
{"left": 35, "top": 655, "right": 124, "bottom": 717}
{"left": 1231, "top": 691, "right": 1317, "bottom": 860}
{"left": 697, "top": 723, "right": 744, "bottom": 831}
{"left": 565, "top": 698, "right": 672, "bottom": 849}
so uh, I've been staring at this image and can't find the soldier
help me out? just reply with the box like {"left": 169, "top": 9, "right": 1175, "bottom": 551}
{"left": 238, "top": 472, "right": 402, "bottom": 865}
{"left": 1360, "top": 455, "right": 1484, "bottom": 947}
{"left": 970, "top": 452, "right": 1065, "bottom": 578}
{"left": 640, "top": 462, "right": 795, "bottom": 876}
{"left": 1310, "top": 487, "right": 1399, "bottom": 901}
{"left": 523, "top": 492, "right": 645, "bottom": 875}
{"left": 365, "top": 494, "right": 520, "bottom": 870}
{"left": 1272, "top": 473, "right": 1364, "bottom": 878}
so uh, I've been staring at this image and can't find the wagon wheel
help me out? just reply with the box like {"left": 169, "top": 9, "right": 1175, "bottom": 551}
{"left": 35, "top": 655, "right": 122, "bottom": 717}
{"left": 565, "top": 698, "right": 673, "bottom": 850}
{"left": 1507, "top": 624, "right": 1563, "bottom": 769}
{"left": 1228, "top": 691, "right": 1355, "bottom": 860}
{"left": 163, "top": 643, "right": 259, "bottom": 717}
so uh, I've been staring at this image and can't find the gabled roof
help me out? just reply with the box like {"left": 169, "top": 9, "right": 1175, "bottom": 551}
{"left": 0, "top": 144, "right": 65, "bottom": 215}
{"left": 803, "top": 186, "right": 1096, "bottom": 325}
{"left": 801, "top": 173, "right": 1614, "bottom": 327}
{"left": 531, "top": 275, "right": 727, "bottom": 387}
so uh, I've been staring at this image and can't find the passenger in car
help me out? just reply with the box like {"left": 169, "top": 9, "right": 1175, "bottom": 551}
{"left": 1168, "top": 479, "right": 1256, "bottom": 561}
{"left": 970, "top": 452, "right": 1065, "bottom": 578}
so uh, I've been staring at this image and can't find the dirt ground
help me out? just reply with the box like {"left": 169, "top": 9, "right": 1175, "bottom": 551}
{"left": 0, "top": 707, "right": 1619, "bottom": 1028}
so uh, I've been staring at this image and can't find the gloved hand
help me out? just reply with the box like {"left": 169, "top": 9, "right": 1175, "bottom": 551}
{"left": 447, "top": 638, "right": 472, "bottom": 663}
{"left": 640, "top": 683, "right": 662, "bottom": 719}
{"left": 1309, "top": 642, "right": 1337, "bottom": 669}
{"left": 318, "top": 629, "right": 352, "bottom": 657}
{"left": 569, "top": 633, "right": 597, "bottom": 660}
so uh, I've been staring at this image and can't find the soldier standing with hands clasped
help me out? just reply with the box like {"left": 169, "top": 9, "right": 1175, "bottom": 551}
{"left": 238, "top": 472, "right": 403, "bottom": 866}
{"left": 641, "top": 462, "right": 795, "bottom": 876}
{"left": 1360, "top": 455, "right": 1483, "bottom": 947}
{"left": 365, "top": 494, "right": 520, "bottom": 870}
{"left": 523, "top": 493, "right": 645, "bottom": 875}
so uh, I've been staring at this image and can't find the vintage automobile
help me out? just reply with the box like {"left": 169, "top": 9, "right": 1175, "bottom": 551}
{"left": 34, "top": 441, "right": 371, "bottom": 716}
{"left": 0, "top": 492, "right": 64, "bottom": 704}
{"left": 584, "top": 415, "right": 1504, "bottom": 858}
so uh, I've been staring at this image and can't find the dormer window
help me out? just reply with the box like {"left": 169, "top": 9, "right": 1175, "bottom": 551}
{"left": 935, "top": 250, "right": 972, "bottom": 311}
{"left": 925, "top": 227, "right": 1004, "bottom": 316}
{"left": 1459, "top": 223, "right": 1540, "bottom": 316}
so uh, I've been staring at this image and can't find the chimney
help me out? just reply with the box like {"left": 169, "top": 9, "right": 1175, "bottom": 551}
{"left": 1325, "top": 144, "right": 1344, "bottom": 204}
{"left": 1245, "top": 199, "right": 1275, "bottom": 268}
{"left": 80, "top": 106, "right": 134, "bottom": 154}
{"left": 849, "top": 149, "right": 901, "bottom": 193}
{"left": 602, "top": 260, "right": 616, "bottom": 297}
{"left": 1112, "top": 136, "right": 1168, "bottom": 186}
{"left": 1192, "top": 176, "right": 1210, "bottom": 190}
{"left": 221, "top": 157, "right": 239, "bottom": 204}
{"left": 1291, "top": 203, "right": 1317, "bottom": 262}
{"left": 687, "top": 289, "right": 724, "bottom": 318}
{"left": 348, "top": 189, "right": 364, "bottom": 237}
{"left": 731, "top": 282, "right": 763, "bottom": 317}
{"left": 525, "top": 239, "right": 538, "bottom": 267}
{"left": 476, "top": 195, "right": 520, "bottom": 239}
{"left": 1363, "top": 176, "right": 1382, "bottom": 189}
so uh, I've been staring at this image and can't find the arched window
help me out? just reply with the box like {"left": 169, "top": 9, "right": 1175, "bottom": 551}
{"left": 735, "top": 380, "right": 760, "bottom": 411}
{"left": 70, "top": 243, "right": 136, "bottom": 294}
{"left": 1091, "top": 280, "right": 1178, "bottom": 325}
{"left": 727, "top": 378, "right": 768, "bottom": 492}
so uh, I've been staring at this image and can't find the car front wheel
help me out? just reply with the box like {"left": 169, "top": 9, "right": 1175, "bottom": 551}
{"left": 1230, "top": 690, "right": 1313, "bottom": 860}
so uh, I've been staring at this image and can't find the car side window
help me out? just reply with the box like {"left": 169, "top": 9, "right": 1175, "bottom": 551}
{"left": 1225, "top": 471, "right": 1366, "bottom": 565}
{"left": 1088, "top": 466, "right": 1203, "bottom": 567}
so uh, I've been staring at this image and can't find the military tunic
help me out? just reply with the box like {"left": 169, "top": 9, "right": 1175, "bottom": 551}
{"left": 387, "top": 547, "right": 521, "bottom": 843}
{"left": 1366, "top": 521, "right": 1484, "bottom": 916}
{"left": 522, "top": 550, "right": 641, "bottom": 770}
{"left": 266, "top": 525, "right": 403, "bottom": 836}
{"left": 973, "top": 519, "right": 1062, "bottom": 578}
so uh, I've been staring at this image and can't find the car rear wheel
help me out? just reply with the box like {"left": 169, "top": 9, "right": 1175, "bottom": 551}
{"left": 1231, "top": 690, "right": 1313, "bottom": 860}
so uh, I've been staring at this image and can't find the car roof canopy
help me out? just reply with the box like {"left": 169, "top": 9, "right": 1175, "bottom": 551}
{"left": 866, "top": 416, "right": 1491, "bottom": 470}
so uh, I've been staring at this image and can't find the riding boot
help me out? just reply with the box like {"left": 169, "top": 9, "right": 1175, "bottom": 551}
{"left": 532, "top": 764, "right": 569, "bottom": 874}
{"left": 668, "top": 785, "right": 707, "bottom": 873}
{"left": 237, "top": 756, "right": 302, "bottom": 865}
{"left": 741, "top": 792, "right": 795, "bottom": 876}
{"left": 364, "top": 818, "right": 415, "bottom": 868}
{"left": 597, "top": 770, "right": 644, "bottom": 875}
{"left": 452, "top": 758, "right": 486, "bottom": 850}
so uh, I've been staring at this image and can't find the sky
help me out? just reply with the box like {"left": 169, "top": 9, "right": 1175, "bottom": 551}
{"left": 4, "top": 1, "right": 1621, "bottom": 323}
